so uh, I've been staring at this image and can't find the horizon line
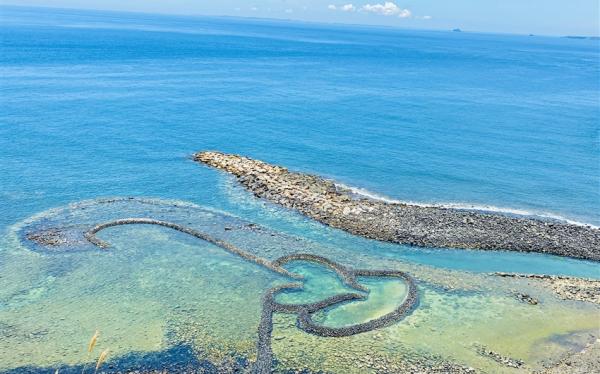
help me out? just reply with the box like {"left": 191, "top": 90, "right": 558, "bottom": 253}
{"left": 1, "top": 3, "right": 599, "bottom": 38}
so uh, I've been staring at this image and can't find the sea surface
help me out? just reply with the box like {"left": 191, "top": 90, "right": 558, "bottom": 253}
{"left": 0, "top": 6, "right": 599, "bottom": 373}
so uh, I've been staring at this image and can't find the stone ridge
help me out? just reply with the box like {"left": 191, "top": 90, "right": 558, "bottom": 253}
{"left": 194, "top": 151, "right": 600, "bottom": 261}
{"left": 84, "top": 217, "right": 297, "bottom": 279}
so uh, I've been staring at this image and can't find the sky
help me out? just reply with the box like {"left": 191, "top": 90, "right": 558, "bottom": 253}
{"left": 2, "top": 0, "right": 599, "bottom": 36}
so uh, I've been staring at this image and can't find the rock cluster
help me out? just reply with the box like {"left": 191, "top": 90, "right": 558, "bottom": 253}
{"left": 494, "top": 272, "right": 600, "bottom": 304}
{"left": 474, "top": 344, "right": 525, "bottom": 368}
{"left": 194, "top": 151, "right": 600, "bottom": 261}
{"left": 26, "top": 228, "right": 70, "bottom": 247}
{"left": 513, "top": 292, "right": 539, "bottom": 305}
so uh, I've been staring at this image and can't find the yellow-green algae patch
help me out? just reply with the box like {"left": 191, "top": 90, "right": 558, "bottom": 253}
{"left": 310, "top": 276, "right": 408, "bottom": 329}
{"left": 0, "top": 225, "right": 275, "bottom": 370}
{"left": 270, "top": 287, "right": 598, "bottom": 373}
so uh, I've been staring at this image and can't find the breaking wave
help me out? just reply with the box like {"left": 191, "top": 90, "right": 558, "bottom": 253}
{"left": 334, "top": 182, "right": 599, "bottom": 229}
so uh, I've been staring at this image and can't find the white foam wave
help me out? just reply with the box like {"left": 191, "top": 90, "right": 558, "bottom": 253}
{"left": 334, "top": 182, "right": 599, "bottom": 229}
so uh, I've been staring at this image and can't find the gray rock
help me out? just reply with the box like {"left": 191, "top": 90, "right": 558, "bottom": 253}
{"left": 194, "top": 151, "right": 600, "bottom": 261}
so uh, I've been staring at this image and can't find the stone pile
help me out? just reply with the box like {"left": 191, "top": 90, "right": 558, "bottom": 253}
{"left": 195, "top": 151, "right": 600, "bottom": 261}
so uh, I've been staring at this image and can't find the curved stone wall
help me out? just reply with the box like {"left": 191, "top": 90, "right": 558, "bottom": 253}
{"left": 85, "top": 218, "right": 419, "bottom": 374}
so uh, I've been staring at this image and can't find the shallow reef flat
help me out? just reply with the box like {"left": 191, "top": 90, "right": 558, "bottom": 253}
{"left": 194, "top": 151, "right": 600, "bottom": 261}
{"left": 493, "top": 273, "right": 600, "bottom": 305}
{"left": 0, "top": 198, "right": 598, "bottom": 373}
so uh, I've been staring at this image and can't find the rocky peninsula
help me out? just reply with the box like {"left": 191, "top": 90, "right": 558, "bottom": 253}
{"left": 194, "top": 151, "right": 600, "bottom": 261}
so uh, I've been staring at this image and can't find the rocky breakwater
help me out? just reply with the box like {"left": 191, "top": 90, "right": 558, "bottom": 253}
{"left": 194, "top": 151, "right": 600, "bottom": 261}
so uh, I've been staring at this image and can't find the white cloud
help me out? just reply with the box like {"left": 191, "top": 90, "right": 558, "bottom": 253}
{"left": 341, "top": 4, "right": 356, "bottom": 12}
{"left": 422, "top": 15, "right": 432, "bottom": 20}
{"left": 328, "top": 5, "right": 337, "bottom": 10}
{"left": 398, "top": 9, "right": 411, "bottom": 18}
{"left": 284, "top": 8, "right": 294, "bottom": 14}
{"left": 250, "top": 7, "right": 258, "bottom": 11}
{"left": 362, "top": 2, "right": 411, "bottom": 18}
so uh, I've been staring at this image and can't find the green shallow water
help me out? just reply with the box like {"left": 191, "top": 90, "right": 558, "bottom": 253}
{"left": 315, "top": 276, "right": 408, "bottom": 329}
{"left": 275, "top": 263, "right": 408, "bottom": 329}
{"left": 0, "top": 198, "right": 598, "bottom": 373}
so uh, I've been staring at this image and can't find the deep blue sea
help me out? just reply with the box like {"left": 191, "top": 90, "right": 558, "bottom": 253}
{"left": 0, "top": 6, "right": 598, "bottom": 270}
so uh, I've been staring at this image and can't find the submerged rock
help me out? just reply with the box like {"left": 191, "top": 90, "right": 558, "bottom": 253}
{"left": 539, "top": 337, "right": 600, "bottom": 374}
{"left": 474, "top": 344, "right": 525, "bottom": 368}
{"left": 513, "top": 292, "right": 540, "bottom": 305}
{"left": 26, "top": 228, "right": 71, "bottom": 247}
{"left": 494, "top": 273, "right": 600, "bottom": 304}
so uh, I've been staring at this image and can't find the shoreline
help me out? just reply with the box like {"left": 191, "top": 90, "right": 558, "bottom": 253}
{"left": 334, "top": 182, "right": 598, "bottom": 229}
{"left": 194, "top": 151, "right": 600, "bottom": 261}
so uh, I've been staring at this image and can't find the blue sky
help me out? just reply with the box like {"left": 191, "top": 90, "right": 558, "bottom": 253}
{"left": 2, "top": 0, "right": 599, "bottom": 36}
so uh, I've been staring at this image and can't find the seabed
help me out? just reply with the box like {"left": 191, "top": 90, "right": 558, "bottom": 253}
{"left": 0, "top": 198, "right": 598, "bottom": 373}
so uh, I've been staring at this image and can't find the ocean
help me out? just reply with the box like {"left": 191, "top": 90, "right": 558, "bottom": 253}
{"left": 0, "top": 5, "right": 598, "bottom": 373}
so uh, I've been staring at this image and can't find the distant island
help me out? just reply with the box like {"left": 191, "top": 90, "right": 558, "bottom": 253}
{"left": 563, "top": 35, "right": 599, "bottom": 40}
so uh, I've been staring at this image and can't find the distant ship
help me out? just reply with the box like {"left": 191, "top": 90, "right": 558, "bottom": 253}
{"left": 452, "top": 28, "right": 462, "bottom": 32}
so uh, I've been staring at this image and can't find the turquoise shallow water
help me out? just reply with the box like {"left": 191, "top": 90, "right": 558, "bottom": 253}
{"left": 0, "top": 5, "right": 599, "bottom": 373}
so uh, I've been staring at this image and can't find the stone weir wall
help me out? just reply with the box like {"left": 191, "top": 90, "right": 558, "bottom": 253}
{"left": 194, "top": 151, "right": 600, "bottom": 261}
